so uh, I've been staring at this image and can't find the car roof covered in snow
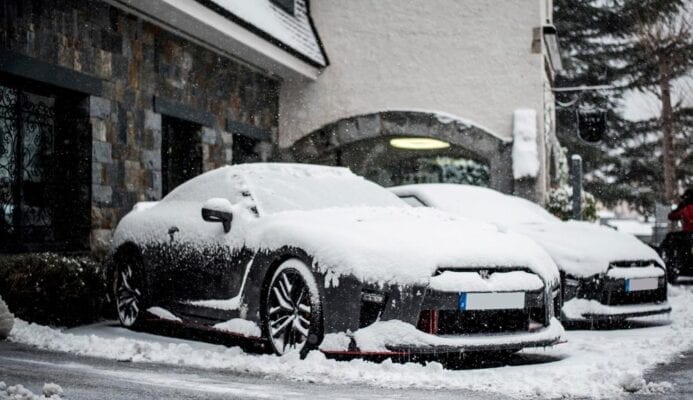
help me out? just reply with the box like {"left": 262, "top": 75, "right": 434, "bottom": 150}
{"left": 164, "top": 163, "right": 406, "bottom": 215}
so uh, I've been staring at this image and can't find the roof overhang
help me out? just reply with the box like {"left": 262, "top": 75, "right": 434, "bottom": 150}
{"left": 103, "top": 0, "right": 321, "bottom": 81}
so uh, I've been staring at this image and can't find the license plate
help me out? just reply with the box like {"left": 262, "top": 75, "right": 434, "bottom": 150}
{"left": 459, "top": 292, "right": 525, "bottom": 311}
{"left": 626, "top": 277, "right": 658, "bottom": 292}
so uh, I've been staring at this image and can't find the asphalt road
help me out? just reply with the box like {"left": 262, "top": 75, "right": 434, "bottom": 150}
{"left": 630, "top": 348, "right": 693, "bottom": 400}
{"left": 0, "top": 341, "right": 512, "bottom": 400}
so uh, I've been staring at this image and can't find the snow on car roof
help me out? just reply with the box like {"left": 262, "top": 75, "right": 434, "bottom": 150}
{"left": 164, "top": 163, "right": 406, "bottom": 215}
{"left": 392, "top": 183, "right": 559, "bottom": 225}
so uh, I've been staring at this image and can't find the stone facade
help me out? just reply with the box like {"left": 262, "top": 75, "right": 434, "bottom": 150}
{"left": 0, "top": 0, "right": 279, "bottom": 254}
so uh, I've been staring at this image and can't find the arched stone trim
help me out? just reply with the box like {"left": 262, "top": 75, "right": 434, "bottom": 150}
{"left": 285, "top": 111, "right": 514, "bottom": 193}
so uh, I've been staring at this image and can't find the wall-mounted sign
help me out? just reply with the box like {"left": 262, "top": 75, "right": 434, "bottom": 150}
{"left": 577, "top": 109, "right": 606, "bottom": 144}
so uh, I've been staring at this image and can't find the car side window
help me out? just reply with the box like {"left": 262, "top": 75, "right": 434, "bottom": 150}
{"left": 163, "top": 169, "right": 244, "bottom": 204}
{"left": 399, "top": 195, "right": 426, "bottom": 207}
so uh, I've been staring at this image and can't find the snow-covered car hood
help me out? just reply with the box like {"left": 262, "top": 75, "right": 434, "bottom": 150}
{"left": 511, "top": 220, "right": 663, "bottom": 278}
{"left": 240, "top": 207, "right": 560, "bottom": 286}
{"left": 114, "top": 204, "right": 560, "bottom": 287}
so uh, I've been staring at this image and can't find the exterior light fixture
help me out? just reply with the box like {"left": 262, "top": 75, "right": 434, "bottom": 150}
{"left": 389, "top": 137, "right": 450, "bottom": 150}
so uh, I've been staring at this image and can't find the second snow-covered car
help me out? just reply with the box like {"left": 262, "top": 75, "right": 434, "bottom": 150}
{"left": 111, "top": 164, "right": 564, "bottom": 358}
{"left": 391, "top": 184, "right": 672, "bottom": 323}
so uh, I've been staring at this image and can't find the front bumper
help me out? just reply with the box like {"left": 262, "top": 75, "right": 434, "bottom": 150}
{"left": 562, "top": 298, "right": 671, "bottom": 321}
{"left": 321, "top": 317, "right": 565, "bottom": 356}
{"left": 561, "top": 262, "right": 670, "bottom": 321}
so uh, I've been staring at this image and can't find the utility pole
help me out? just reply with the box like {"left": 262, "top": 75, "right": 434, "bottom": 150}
{"left": 571, "top": 155, "right": 583, "bottom": 220}
{"left": 658, "top": 58, "right": 677, "bottom": 204}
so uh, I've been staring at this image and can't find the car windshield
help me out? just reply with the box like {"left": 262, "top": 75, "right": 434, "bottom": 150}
{"left": 417, "top": 185, "right": 560, "bottom": 226}
{"left": 244, "top": 164, "right": 407, "bottom": 215}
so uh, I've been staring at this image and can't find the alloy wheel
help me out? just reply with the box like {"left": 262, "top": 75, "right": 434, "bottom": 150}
{"left": 267, "top": 268, "right": 313, "bottom": 355}
{"left": 115, "top": 265, "right": 141, "bottom": 327}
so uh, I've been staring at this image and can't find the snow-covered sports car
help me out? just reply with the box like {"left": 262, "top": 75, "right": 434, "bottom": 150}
{"left": 111, "top": 164, "right": 564, "bottom": 357}
{"left": 391, "top": 184, "right": 672, "bottom": 322}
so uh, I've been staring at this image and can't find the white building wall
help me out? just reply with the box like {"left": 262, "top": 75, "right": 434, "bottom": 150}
{"left": 278, "top": 0, "right": 546, "bottom": 149}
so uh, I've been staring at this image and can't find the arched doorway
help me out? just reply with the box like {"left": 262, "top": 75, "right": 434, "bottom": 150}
{"left": 287, "top": 111, "right": 513, "bottom": 191}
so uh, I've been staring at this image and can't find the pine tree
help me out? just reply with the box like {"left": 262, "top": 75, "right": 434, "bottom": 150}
{"left": 554, "top": 0, "right": 692, "bottom": 214}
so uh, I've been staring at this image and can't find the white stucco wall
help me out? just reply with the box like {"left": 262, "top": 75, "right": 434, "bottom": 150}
{"left": 278, "top": 0, "right": 546, "bottom": 148}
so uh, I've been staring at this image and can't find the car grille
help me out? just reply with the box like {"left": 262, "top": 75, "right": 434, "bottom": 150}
{"left": 416, "top": 288, "right": 547, "bottom": 335}
{"left": 601, "top": 277, "right": 667, "bottom": 305}
{"left": 563, "top": 261, "right": 667, "bottom": 305}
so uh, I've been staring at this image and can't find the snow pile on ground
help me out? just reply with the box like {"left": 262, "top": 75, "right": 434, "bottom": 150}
{"left": 0, "top": 296, "right": 14, "bottom": 339}
{"left": 343, "top": 318, "right": 564, "bottom": 352}
{"left": 0, "top": 382, "right": 63, "bottom": 400}
{"left": 146, "top": 307, "right": 181, "bottom": 322}
{"left": 213, "top": 319, "right": 261, "bottom": 338}
{"left": 512, "top": 108, "right": 539, "bottom": 179}
{"left": 8, "top": 285, "right": 693, "bottom": 399}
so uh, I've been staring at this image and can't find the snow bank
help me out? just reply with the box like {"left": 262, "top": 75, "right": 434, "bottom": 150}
{"left": 213, "top": 319, "right": 261, "bottom": 338}
{"left": 8, "top": 285, "right": 693, "bottom": 399}
{"left": 512, "top": 108, "right": 539, "bottom": 179}
{"left": 0, "top": 382, "right": 63, "bottom": 400}
{"left": 187, "top": 297, "right": 241, "bottom": 311}
{"left": 345, "top": 318, "right": 564, "bottom": 352}
{"left": 0, "top": 296, "right": 14, "bottom": 339}
{"left": 146, "top": 307, "right": 182, "bottom": 322}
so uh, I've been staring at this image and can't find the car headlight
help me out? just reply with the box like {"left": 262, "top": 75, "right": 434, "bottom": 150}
{"left": 564, "top": 278, "right": 580, "bottom": 287}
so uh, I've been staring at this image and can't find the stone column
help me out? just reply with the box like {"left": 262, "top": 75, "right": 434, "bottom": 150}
{"left": 89, "top": 96, "right": 115, "bottom": 255}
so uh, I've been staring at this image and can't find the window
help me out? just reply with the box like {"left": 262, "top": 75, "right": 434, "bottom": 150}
{"left": 399, "top": 195, "right": 426, "bottom": 207}
{"left": 161, "top": 116, "right": 202, "bottom": 195}
{"left": 270, "top": 0, "right": 295, "bottom": 15}
{"left": 0, "top": 77, "right": 90, "bottom": 252}
{"left": 232, "top": 134, "right": 263, "bottom": 164}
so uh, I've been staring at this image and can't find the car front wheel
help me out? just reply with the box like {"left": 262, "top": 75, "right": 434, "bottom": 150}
{"left": 114, "top": 258, "right": 146, "bottom": 328}
{"left": 264, "top": 259, "right": 322, "bottom": 357}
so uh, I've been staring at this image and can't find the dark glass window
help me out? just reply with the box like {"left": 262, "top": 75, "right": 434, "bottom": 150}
{"left": 232, "top": 134, "right": 263, "bottom": 165}
{"left": 0, "top": 77, "right": 90, "bottom": 252}
{"left": 270, "top": 0, "right": 295, "bottom": 15}
{"left": 161, "top": 116, "right": 202, "bottom": 195}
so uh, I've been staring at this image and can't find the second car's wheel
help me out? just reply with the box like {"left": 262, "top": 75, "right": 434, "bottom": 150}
{"left": 264, "top": 259, "right": 323, "bottom": 357}
{"left": 662, "top": 249, "right": 680, "bottom": 284}
{"left": 114, "top": 259, "right": 146, "bottom": 328}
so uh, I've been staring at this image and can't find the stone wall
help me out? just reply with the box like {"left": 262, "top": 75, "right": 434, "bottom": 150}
{"left": 287, "top": 111, "right": 513, "bottom": 193}
{"left": 0, "top": 0, "right": 279, "bottom": 253}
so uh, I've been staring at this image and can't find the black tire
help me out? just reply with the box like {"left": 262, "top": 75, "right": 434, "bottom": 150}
{"left": 113, "top": 253, "right": 147, "bottom": 328}
{"left": 263, "top": 259, "right": 323, "bottom": 358}
{"left": 662, "top": 248, "right": 680, "bottom": 284}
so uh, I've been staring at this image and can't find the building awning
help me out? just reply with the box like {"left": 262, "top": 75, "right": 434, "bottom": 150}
{"left": 198, "top": 0, "right": 328, "bottom": 68}
{"left": 104, "top": 0, "right": 326, "bottom": 80}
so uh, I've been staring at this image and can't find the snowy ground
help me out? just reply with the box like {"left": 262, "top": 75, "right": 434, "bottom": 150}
{"left": 0, "top": 381, "right": 63, "bottom": 400}
{"left": 5, "top": 285, "right": 693, "bottom": 399}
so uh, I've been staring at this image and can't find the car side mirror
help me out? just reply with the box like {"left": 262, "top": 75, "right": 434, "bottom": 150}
{"left": 201, "top": 198, "right": 234, "bottom": 233}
